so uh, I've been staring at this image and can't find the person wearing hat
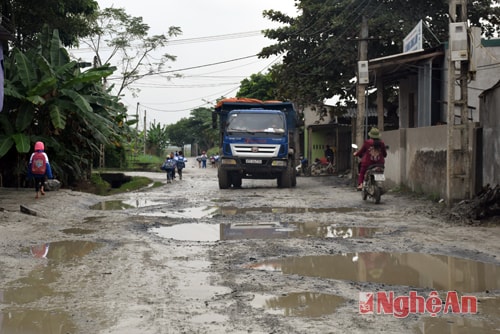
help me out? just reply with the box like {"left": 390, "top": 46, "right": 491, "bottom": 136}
{"left": 353, "top": 128, "right": 387, "bottom": 190}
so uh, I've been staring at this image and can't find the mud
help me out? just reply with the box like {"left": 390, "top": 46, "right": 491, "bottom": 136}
{"left": 0, "top": 160, "right": 499, "bottom": 334}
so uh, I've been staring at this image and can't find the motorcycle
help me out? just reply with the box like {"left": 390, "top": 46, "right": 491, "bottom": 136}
{"left": 351, "top": 144, "right": 386, "bottom": 204}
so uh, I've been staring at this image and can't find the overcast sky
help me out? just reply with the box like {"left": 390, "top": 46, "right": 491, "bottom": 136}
{"left": 72, "top": 0, "right": 298, "bottom": 127}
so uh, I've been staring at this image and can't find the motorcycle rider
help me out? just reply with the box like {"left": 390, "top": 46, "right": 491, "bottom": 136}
{"left": 353, "top": 127, "right": 387, "bottom": 190}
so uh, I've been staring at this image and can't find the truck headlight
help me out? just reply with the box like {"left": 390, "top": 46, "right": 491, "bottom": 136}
{"left": 221, "top": 158, "right": 237, "bottom": 165}
{"left": 272, "top": 160, "right": 287, "bottom": 167}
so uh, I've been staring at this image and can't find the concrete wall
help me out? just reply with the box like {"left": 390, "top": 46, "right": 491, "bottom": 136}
{"left": 383, "top": 126, "right": 449, "bottom": 198}
{"left": 479, "top": 84, "right": 500, "bottom": 186}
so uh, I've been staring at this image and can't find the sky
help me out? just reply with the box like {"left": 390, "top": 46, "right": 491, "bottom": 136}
{"left": 71, "top": 0, "right": 298, "bottom": 128}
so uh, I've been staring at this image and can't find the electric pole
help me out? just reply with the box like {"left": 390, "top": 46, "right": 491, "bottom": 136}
{"left": 135, "top": 102, "right": 139, "bottom": 160}
{"left": 143, "top": 109, "right": 147, "bottom": 155}
{"left": 353, "top": 16, "right": 369, "bottom": 186}
{"left": 356, "top": 16, "right": 369, "bottom": 147}
{"left": 446, "top": 0, "right": 470, "bottom": 205}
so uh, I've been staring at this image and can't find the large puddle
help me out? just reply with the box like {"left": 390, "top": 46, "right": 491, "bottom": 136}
{"left": 0, "top": 240, "right": 102, "bottom": 333}
{"left": 415, "top": 297, "right": 500, "bottom": 334}
{"left": 90, "top": 202, "right": 359, "bottom": 216}
{"left": 89, "top": 199, "right": 167, "bottom": 210}
{"left": 0, "top": 309, "right": 77, "bottom": 334}
{"left": 245, "top": 253, "right": 500, "bottom": 293}
{"left": 251, "top": 292, "right": 347, "bottom": 317}
{"left": 150, "top": 222, "right": 381, "bottom": 241}
{"left": 29, "top": 240, "right": 102, "bottom": 261}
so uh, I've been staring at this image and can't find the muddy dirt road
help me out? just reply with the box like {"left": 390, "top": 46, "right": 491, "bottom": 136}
{"left": 0, "top": 160, "right": 499, "bottom": 334}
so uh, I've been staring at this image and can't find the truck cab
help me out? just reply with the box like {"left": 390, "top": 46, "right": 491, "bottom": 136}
{"left": 213, "top": 98, "right": 297, "bottom": 189}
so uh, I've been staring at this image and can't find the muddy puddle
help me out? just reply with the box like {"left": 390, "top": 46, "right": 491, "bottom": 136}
{"left": 0, "top": 309, "right": 76, "bottom": 334}
{"left": 251, "top": 292, "right": 347, "bottom": 317}
{"left": 0, "top": 240, "right": 102, "bottom": 333}
{"left": 215, "top": 206, "right": 358, "bottom": 215}
{"left": 29, "top": 240, "right": 102, "bottom": 261}
{"left": 61, "top": 227, "right": 96, "bottom": 235}
{"left": 90, "top": 202, "right": 360, "bottom": 216}
{"left": 416, "top": 297, "right": 500, "bottom": 334}
{"left": 150, "top": 222, "right": 381, "bottom": 241}
{"left": 89, "top": 199, "right": 166, "bottom": 210}
{"left": 245, "top": 253, "right": 500, "bottom": 293}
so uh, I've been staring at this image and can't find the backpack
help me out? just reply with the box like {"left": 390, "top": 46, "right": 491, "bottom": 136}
{"left": 162, "top": 159, "right": 176, "bottom": 170}
{"left": 177, "top": 159, "right": 185, "bottom": 169}
{"left": 31, "top": 152, "right": 47, "bottom": 175}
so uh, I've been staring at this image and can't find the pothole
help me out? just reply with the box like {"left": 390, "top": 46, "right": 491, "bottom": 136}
{"left": 244, "top": 252, "right": 500, "bottom": 293}
{"left": 250, "top": 292, "right": 347, "bottom": 317}
{"left": 149, "top": 223, "right": 381, "bottom": 241}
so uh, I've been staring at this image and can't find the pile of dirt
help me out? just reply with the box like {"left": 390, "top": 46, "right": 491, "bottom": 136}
{"left": 449, "top": 184, "right": 500, "bottom": 224}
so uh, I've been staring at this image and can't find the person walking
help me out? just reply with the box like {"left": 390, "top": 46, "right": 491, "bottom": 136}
{"left": 28, "top": 141, "right": 53, "bottom": 199}
{"left": 161, "top": 155, "right": 176, "bottom": 183}
{"left": 353, "top": 128, "right": 387, "bottom": 190}
{"left": 175, "top": 151, "right": 187, "bottom": 180}
{"left": 201, "top": 151, "right": 208, "bottom": 168}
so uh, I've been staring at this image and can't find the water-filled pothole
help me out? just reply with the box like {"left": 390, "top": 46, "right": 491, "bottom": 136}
{"left": 89, "top": 199, "right": 167, "bottom": 210}
{"left": 61, "top": 228, "right": 96, "bottom": 235}
{"left": 140, "top": 206, "right": 218, "bottom": 218}
{"left": 245, "top": 253, "right": 500, "bottom": 293}
{"left": 215, "top": 206, "right": 357, "bottom": 215}
{"left": 416, "top": 297, "right": 500, "bottom": 334}
{"left": 251, "top": 292, "right": 347, "bottom": 317}
{"left": 150, "top": 223, "right": 381, "bottom": 241}
{"left": 0, "top": 309, "right": 77, "bottom": 333}
{"left": 29, "top": 240, "right": 102, "bottom": 261}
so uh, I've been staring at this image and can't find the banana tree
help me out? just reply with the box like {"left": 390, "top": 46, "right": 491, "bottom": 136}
{"left": 0, "top": 27, "right": 131, "bottom": 186}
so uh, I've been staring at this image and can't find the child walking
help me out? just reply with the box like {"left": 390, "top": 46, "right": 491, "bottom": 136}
{"left": 28, "top": 141, "right": 53, "bottom": 198}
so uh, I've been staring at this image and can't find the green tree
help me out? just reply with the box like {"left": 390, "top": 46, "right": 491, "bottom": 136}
{"left": 260, "top": 0, "right": 500, "bottom": 107}
{"left": 165, "top": 107, "right": 217, "bottom": 152}
{"left": 147, "top": 121, "right": 169, "bottom": 156}
{"left": 81, "top": 7, "right": 182, "bottom": 97}
{"left": 236, "top": 72, "right": 277, "bottom": 101}
{"left": 0, "top": 27, "right": 130, "bottom": 186}
{"left": 1, "top": 0, "right": 98, "bottom": 50}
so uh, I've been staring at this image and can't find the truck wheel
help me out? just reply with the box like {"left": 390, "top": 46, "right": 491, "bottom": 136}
{"left": 218, "top": 169, "right": 230, "bottom": 189}
{"left": 291, "top": 169, "right": 297, "bottom": 187}
{"left": 232, "top": 175, "right": 242, "bottom": 188}
{"left": 279, "top": 167, "right": 293, "bottom": 188}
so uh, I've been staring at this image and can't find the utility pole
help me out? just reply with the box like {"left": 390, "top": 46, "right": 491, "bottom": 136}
{"left": 143, "top": 109, "right": 147, "bottom": 155}
{"left": 446, "top": 0, "right": 470, "bottom": 205}
{"left": 135, "top": 102, "right": 139, "bottom": 160}
{"left": 353, "top": 16, "right": 369, "bottom": 185}
{"left": 356, "top": 15, "right": 369, "bottom": 147}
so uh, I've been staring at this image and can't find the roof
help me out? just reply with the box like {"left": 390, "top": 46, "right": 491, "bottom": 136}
{"left": 368, "top": 46, "right": 444, "bottom": 83}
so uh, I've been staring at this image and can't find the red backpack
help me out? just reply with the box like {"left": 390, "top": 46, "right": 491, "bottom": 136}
{"left": 31, "top": 152, "right": 47, "bottom": 175}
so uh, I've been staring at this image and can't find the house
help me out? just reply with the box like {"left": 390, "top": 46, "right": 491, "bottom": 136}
{"left": 301, "top": 36, "right": 500, "bottom": 202}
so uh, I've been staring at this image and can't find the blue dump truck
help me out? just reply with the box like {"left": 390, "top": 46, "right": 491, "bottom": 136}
{"left": 212, "top": 98, "right": 298, "bottom": 189}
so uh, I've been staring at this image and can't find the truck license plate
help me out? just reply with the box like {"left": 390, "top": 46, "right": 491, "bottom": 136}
{"left": 246, "top": 159, "right": 262, "bottom": 164}
{"left": 374, "top": 174, "right": 385, "bottom": 181}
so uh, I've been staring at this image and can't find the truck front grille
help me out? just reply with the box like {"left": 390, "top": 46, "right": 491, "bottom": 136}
{"left": 230, "top": 144, "right": 281, "bottom": 158}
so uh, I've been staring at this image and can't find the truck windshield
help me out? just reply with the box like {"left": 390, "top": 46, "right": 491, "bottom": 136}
{"left": 227, "top": 113, "right": 285, "bottom": 134}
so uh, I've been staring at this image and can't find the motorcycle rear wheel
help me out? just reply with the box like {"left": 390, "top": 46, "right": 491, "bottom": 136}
{"left": 374, "top": 186, "right": 381, "bottom": 204}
